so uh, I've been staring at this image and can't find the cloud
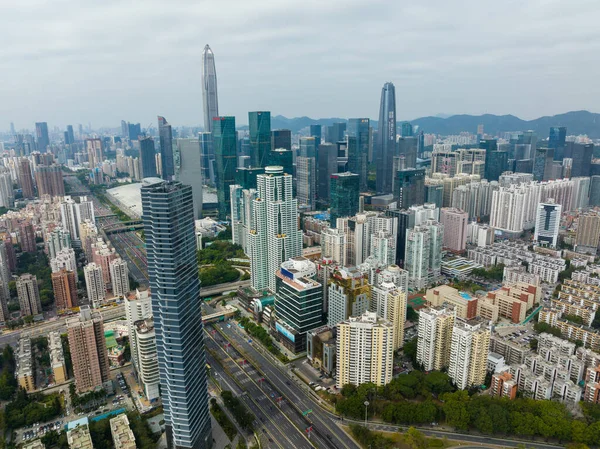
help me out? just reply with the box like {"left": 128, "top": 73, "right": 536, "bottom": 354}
{"left": 1, "top": 0, "right": 599, "bottom": 129}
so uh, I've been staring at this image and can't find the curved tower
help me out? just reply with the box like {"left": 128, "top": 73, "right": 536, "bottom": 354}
{"left": 201, "top": 45, "right": 219, "bottom": 133}
{"left": 376, "top": 82, "right": 397, "bottom": 194}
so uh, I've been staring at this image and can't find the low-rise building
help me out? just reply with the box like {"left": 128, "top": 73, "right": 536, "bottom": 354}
{"left": 426, "top": 285, "right": 478, "bottom": 319}
{"left": 17, "top": 338, "right": 34, "bottom": 392}
{"left": 306, "top": 326, "right": 336, "bottom": 376}
{"left": 490, "top": 371, "right": 517, "bottom": 399}
{"left": 67, "top": 423, "right": 94, "bottom": 449}
{"left": 110, "top": 414, "right": 136, "bottom": 449}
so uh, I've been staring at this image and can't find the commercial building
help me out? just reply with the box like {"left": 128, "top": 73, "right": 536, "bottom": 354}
{"left": 347, "top": 118, "right": 370, "bottom": 190}
{"left": 271, "top": 129, "right": 291, "bottom": 152}
{"left": 534, "top": 200, "right": 561, "bottom": 247}
{"left": 141, "top": 178, "right": 212, "bottom": 449}
{"left": 274, "top": 257, "right": 323, "bottom": 353}
{"left": 201, "top": 44, "right": 219, "bottom": 133}
{"left": 296, "top": 156, "right": 316, "bottom": 210}
{"left": 139, "top": 136, "right": 158, "bottom": 178}
{"left": 416, "top": 306, "right": 455, "bottom": 371}
{"left": 67, "top": 306, "right": 110, "bottom": 393}
{"left": 376, "top": 82, "right": 396, "bottom": 194}
{"left": 175, "top": 138, "right": 204, "bottom": 219}
{"left": 52, "top": 269, "right": 78, "bottom": 311}
{"left": 330, "top": 172, "right": 359, "bottom": 227}
{"left": 213, "top": 116, "right": 237, "bottom": 219}
{"left": 306, "top": 326, "right": 336, "bottom": 376}
{"left": 394, "top": 168, "right": 425, "bottom": 209}
{"left": 17, "top": 274, "right": 42, "bottom": 316}
{"left": 327, "top": 267, "right": 370, "bottom": 326}
{"left": 316, "top": 143, "right": 338, "bottom": 205}
{"left": 336, "top": 311, "right": 394, "bottom": 388}
{"left": 448, "top": 317, "right": 490, "bottom": 390}
{"left": 84, "top": 263, "right": 106, "bottom": 308}
{"left": 110, "top": 413, "right": 136, "bottom": 449}
{"left": 440, "top": 208, "right": 468, "bottom": 252}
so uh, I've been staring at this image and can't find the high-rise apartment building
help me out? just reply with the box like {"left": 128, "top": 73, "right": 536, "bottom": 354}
{"left": 576, "top": 213, "right": 600, "bottom": 255}
{"left": 52, "top": 269, "right": 78, "bottom": 311}
{"left": 139, "top": 136, "right": 158, "bottom": 178}
{"left": 50, "top": 247, "right": 77, "bottom": 274}
{"left": 534, "top": 200, "right": 561, "bottom": 248}
{"left": 110, "top": 258, "right": 130, "bottom": 297}
{"left": 372, "top": 281, "right": 406, "bottom": 350}
{"left": 175, "top": 138, "right": 204, "bottom": 218}
{"left": 336, "top": 311, "right": 394, "bottom": 389}
{"left": 347, "top": 118, "right": 370, "bottom": 190}
{"left": 330, "top": 172, "right": 359, "bottom": 227}
{"left": 35, "top": 122, "right": 50, "bottom": 151}
{"left": 0, "top": 169, "right": 14, "bottom": 208}
{"left": 327, "top": 267, "right": 370, "bottom": 326}
{"left": 158, "top": 116, "right": 174, "bottom": 181}
{"left": 141, "top": 178, "right": 212, "bottom": 449}
{"left": 17, "top": 274, "right": 41, "bottom": 316}
{"left": 133, "top": 317, "right": 160, "bottom": 402}
{"left": 440, "top": 208, "right": 468, "bottom": 252}
{"left": 274, "top": 257, "right": 323, "bottom": 353}
{"left": 448, "top": 317, "right": 490, "bottom": 390}
{"left": 60, "top": 195, "right": 95, "bottom": 242}
{"left": 86, "top": 138, "right": 103, "bottom": 167}
{"left": 248, "top": 167, "right": 302, "bottom": 292}
{"left": 201, "top": 44, "right": 219, "bottom": 133}
{"left": 19, "top": 222, "right": 36, "bottom": 253}
{"left": 124, "top": 289, "right": 152, "bottom": 379}
{"left": 66, "top": 306, "right": 110, "bottom": 393}
{"left": 321, "top": 227, "right": 347, "bottom": 266}
{"left": 405, "top": 220, "right": 444, "bottom": 290}
{"left": 394, "top": 168, "right": 425, "bottom": 209}
{"left": 84, "top": 263, "right": 106, "bottom": 308}
{"left": 46, "top": 228, "right": 71, "bottom": 260}
{"left": 416, "top": 306, "right": 456, "bottom": 371}
{"left": 370, "top": 231, "right": 396, "bottom": 267}
{"left": 249, "top": 111, "right": 271, "bottom": 167}
{"left": 376, "top": 82, "right": 396, "bottom": 194}
{"left": 19, "top": 158, "right": 34, "bottom": 199}
{"left": 35, "top": 164, "right": 65, "bottom": 197}
{"left": 213, "top": 116, "right": 237, "bottom": 220}
{"left": 296, "top": 157, "right": 316, "bottom": 210}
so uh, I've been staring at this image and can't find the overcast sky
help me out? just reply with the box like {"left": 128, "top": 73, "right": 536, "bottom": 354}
{"left": 2, "top": 0, "right": 599, "bottom": 130}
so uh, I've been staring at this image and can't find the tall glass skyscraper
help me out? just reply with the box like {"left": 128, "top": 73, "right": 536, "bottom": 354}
{"left": 549, "top": 126, "right": 567, "bottom": 160}
{"left": 248, "top": 111, "right": 271, "bottom": 167}
{"left": 330, "top": 172, "right": 359, "bottom": 227}
{"left": 347, "top": 118, "right": 369, "bottom": 190}
{"left": 139, "top": 136, "right": 158, "bottom": 179}
{"left": 35, "top": 122, "right": 50, "bottom": 152}
{"left": 199, "top": 132, "right": 215, "bottom": 186}
{"left": 309, "top": 125, "right": 322, "bottom": 146}
{"left": 271, "top": 129, "right": 291, "bottom": 151}
{"left": 158, "top": 116, "right": 174, "bottom": 181}
{"left": 376, "top": 82, "right": 397, "bottom": 194}
{"left": 201, "top": 45, "right": 219, "bottom": 133}
{"left": 213, "top": 117, "right": 237, "bottom": 219}
{"left": 141, "top": 179, "right": 212, "bottom": 449}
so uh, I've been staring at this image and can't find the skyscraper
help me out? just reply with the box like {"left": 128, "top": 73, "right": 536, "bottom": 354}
{"left": 347, "top": 118, "right": 369, "bottom": 190}
{"left": 398, "top": 137, "right": 418, "bottom": 171}
{"left": 299, "top": 137, "right": 317, "bottom": 158}
{"left": 395, "top": 168, "right": 425, "bottom": 209}
{"left": 268, "top": 148, "right": 294, "bottom": 177}
{"left": 549, "top": 126, "right": 567, "bottom": 160}
{"left": 440, "top": 208, "right": 468, "bottom": 252}
{"left": 448, "top": 318, "right": 490, "bottom": 390}
{"left": 248, "top": 111, "right": 271, "bottom": 167}
{"left": 141, "top": 178, "right": 212, "bottom": 449}
{"left": 66, "top": 306, "right": 110, "bottom": 393}
{"left": 296, "top": 157, "right": 316, "bottom": 210}
{"left": 533, "top": 147, "right": 554, "bottom": 181}
{"left": 213, "top": 116, "right": 237, "bottom": 220}
{"left": 52, "top": 269, "right": 78, "bottom": 311}
{"left": 17, "top": 274, "right": 42, "bottom": 316}
{"left": 158, "top": 116, "right": 174, "bottom": 181}
{"left": 67, "top": 125, "right": 75, "bottom": 145}
{"left": 271, "top": 129, "right": 291, "bottom": 151}
{"left": 248, "top": 167, "right": 302, "bottom": 292}
{"left": 330, "top": 172, "right": 359, "bottom": 227}
{"left": 35, "top": 122, "right": 49, "bottom": 151}
{"left": 201, "top": 44, "right": 219, "bottom": 133}
{"left": 417, "top": 306, "right": 455, "bottom": 371}
{"left": 534, "top": 200, "right": 561, "bottom": 247}
{"left": 199, "top": 132, "right": 215, "bottom": 186}
{"left": 19, "top": 222, "right": 36, "bottom": 253}
{"left": 482, "top": 139, "right": 507, "bottom": 182}
{"left": 401, "top": 122, "right": 413, "bottom": 137}
{"left": 35, "top": 164, "right": 65, "bottom": 197}
{"left": 576, "top": 212, "right": 600, "bottom": 255}
{"left": 309, "top": 125, "right": 322, "bottom": 145}
{"left": 175, "top": 138, "right": 204, "bottom": 218}
{"left": 19, "top": 158, "right": 34, "bottom": 199}
{"left": 139, "top": 136, "right": 158, "bottom": 178}
{"left": 110, "top": 258, "right": 130, "bottom": 297}
{"left": 316, "top": 143, "right": 338, "bottom": 205}
{"left": 376, "top": 82, "right": 396, "bottom": 194}
{"left": 405, "top": 220, "right": 444, "bottom": 290}
{"left": 86, "top": 138, "right": 103, "bottom": 167}
{"left": 84, "top": 263, "right": 106, "bottom": 308}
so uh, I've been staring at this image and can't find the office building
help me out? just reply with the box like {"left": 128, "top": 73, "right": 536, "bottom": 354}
{"left": 533, "top": 147, "right": 554, "bottom": 181}
{"left": 198, "top": 132, "right": 215, "bottom": 186}
{"left": 328, "top": 267, "right": 370, "bottom": 326}
{"left": 549, "top": 126, "right": 567, "bottom": 160}
{"left": 17, "top": 274, "right": 42, "bottom": 316}
{"left": 274, "top": 257, "right": 323, "bottom": 353}
{"left": 175, "top": 138, "right": 204, "bottom": 218}
{"left": 405, "top": 220, "right": 444, "bottom": 290}
{"left": 213, "top": 116, "right": 237, "bottom": 219}
{"left": 347, "top": 118, "right": 370, "bottom": 190}
{"left": 569, "top": 142, "right": 594, "bottom": 178}
{"left": 19, "top": 158, "right": 34, "bottom": 198}
{"left": 201, "top": 44, "right": 219, "bottom": 133}
{"left": 440, "top": 208, "right": 468, "bottom": 252}
{"left": 376, "top": 82, "right": 396, "bottom": 194}
{"left": 534, "top": 199, "right": 561, "bottom": 248}
{"left": 141, "top": 178, "right": 212, "bottom": 449}
{"left": 591, "top": 176, "right": 600, "bottom": 207}
{"left": 271, "top": 129, "right": 291, "bottom": 151}
{"left": 401, "top": 122, "right": 413, "bottom": 137}
{"left": 84, "top": 263, "right": 106, "bottom": 308}
{"left": 327, "top": 122, "right": 346, "bottom": 143}
{"left": 398, "top": 137, "right": 418, "bottom": 170}
{"left": 448, "top": 318, "right": 490, "bottom": 390}
{"left": 299, "top": 136, "right": 317, "bottom": 158}
{"left": 158, "top": 116, "right": 174, "bottom": 180}
{"left": 482, "top": 139, "right": 507, "bottom": 182}
{"left": 417, "top": 306, "right": 456, "bottom": 371}
{"left": 268, "top": 148, "right": 294, "bottom": 178}
{"left": 19, "top": 222, "right": 36, "bottom": 253}
{"left": 329, "top": 172, "right": 359, "bottom": 227}
{"left": 249, "top": 111, "right": 271, "bottom": 167}
{"left": 316, "top": 143, "right": 338, "bottom": 204}
{"left": 66, "top": 124, "right": 75, "bottom": 145}
{"left": 110, "top": 258, "right": 130, "bottom": 297}
{"left": 110, "top": 414, "right": 136, "bottom": 449}
{"left": 35, "top": 122, "right": 50, "bottom": 151}
{"left": 394, "top": 168, "right": 425, "bottom": 209}
{"left": 336, "top": 311, "right": 394, "bottom": 389}
{"left": 35, "top": 164, "right": 65, "bottom": 197}
{"left": 296, "top": 156, "right": 316, "bottom": 210}
{"left": 576, "top": 213, "right": 600, "bottom": 255}
{"left": 52, "top": 269, "right": 78, "bottom": 311}
{"left": 67, "top": 306, "right": 110, "bottom": 393}
{"left": 309, "top": 124, "right": 322, "bottom": 145}
{"left": 139, "top": 136, "right": 158, "bottom": 178}
{"left": 372, "top": 281, "right": 406, "bottom": 350}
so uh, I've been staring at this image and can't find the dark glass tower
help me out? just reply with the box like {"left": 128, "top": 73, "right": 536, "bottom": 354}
{"left": 376, "top": 82, "right": 396, "bottom": 194}
{"left": 401, "top": 122, "right": 413, "bottom": 137}
{"left": 330, "top": 172, "right": 359, "bottom": 227}
{"left": 201, "top": 44, "right": 219, "bottom": 133}
{"left": 212, "top": 117, "right": 237, "bottom": 220}
{"left": 425, "top": 184, "right": 443, "bottom": 209}
{"left": 570, "top": 143, "right": 594, "bottom": 178}
{"left": 199, "top": 132, "right": 214, "bottom": 186}
{"left": 394, "top": 168, "right": 425, "bottom": 209}
{"left": 269, "top": 148, "right": 294, "bottom": 177}
{"left": 398, "top": 137, "right": 418, "bottom": 170}
{"left": 327, "top": 122, "right": 346, "bottom": 143}
{"left": 549, "top": 126, "right": 567, "bottom": 161}
{"left": 35, "top": 122, "right": 49, "bottom": 151}
{"left": 482, "top": 139, "right": 507, "bottom": 181}
{"left": 347, "top": 118, "right": 370, "bottom": 191}
{"left": 271, "top": 129, "right": 291, "bottom": 151}
{"left": 248, "top": 111, "right": 271, "bottom": 167}
{"left": 66, "top": 125, "right": 75, "bottom": 145}
{"left": 386, "top": 208, "right": 416, "bottom": 266}
{"left": 141, "top": 179, "right": 212, "bottom": 449}
{"left": 139, "top": 136, "right": 158, "bottom": 178}
{"left": 309, "top": 125, "right": 322, "bottom": 146}
{"left": 158, "top": 116, "right": 174, "bottom": 181}
{"left": 316, "top": 143, "right": 338, "bottom": 205}
{"left": 533, "top": 147, "right": 554, "bottom": 181}
{"left": 299, "top": 137, "right": 317, "bottom": 158}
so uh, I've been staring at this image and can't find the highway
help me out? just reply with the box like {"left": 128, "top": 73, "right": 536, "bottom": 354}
{"left": 216, "top": 323, "right": 359, "bottom": 449}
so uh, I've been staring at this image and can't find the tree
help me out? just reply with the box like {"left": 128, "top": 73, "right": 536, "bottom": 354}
{"left": 404, "top": 427, "right": 426, "bottom": 449}
{"left": 403, "top": 337, "right": 418, "bottom": 365}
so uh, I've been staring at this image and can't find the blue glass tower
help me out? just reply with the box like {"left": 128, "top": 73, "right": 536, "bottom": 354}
{"left": 248, "top": 111, "right": 271, "bottom": 167}
{"left": 347, "top": 118, "right": 370, "bottom": 190}
{"left": 158, "top": 116, "right": 174, "bottom": 180}
{"left": 376, "top": 82, "right": 396, "bottom": 194}
{"left": 141, "top": 179, "right": 212, "bottom": 449}
{"left": 139, "top": 136, "right": 158, "bottom": 178}
{"left": 212, "top": 116, "right": 237, "bottom": 220}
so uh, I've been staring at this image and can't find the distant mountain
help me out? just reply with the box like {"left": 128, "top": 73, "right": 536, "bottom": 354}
{"left": 240, "top": 111, "right": 600, "bottom": 138}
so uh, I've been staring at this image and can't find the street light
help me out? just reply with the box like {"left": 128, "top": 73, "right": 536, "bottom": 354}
{"left": 364, "top": 400, "right": 369, "bottom": 427}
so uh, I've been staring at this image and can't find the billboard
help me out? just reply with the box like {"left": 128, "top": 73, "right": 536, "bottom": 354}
{"left": 276, "top": 322, "right": 295, "bottom": 343}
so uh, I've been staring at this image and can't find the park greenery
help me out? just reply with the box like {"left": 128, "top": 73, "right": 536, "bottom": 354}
{"left": 41, "top": 429, "right": 68, "bottom": 448}
{"left": 69, "top": 383, "right": 107, "bottom": 411}
{"left": 197, "top": 240, "right": 247, "bottom": 286}
{"left": 470, "top": 263, "right": 505, "bottom": 281}
{"left": 16, "top": 251, "right": 54, "bottom": 309}
{"left": 200, "top": 263, "right": 240, "bottom": 287}
{"left": 350, "top": 424, "right": 448, "bottom": 449}
{"left": 5, "top": 389, "right": 62, "bottom": 429}
{"left": 88, "top": 412, "right": 159, "bottom": 449}
{"left": 210, "top": 398, "right": 237, "bottom": 441}
{"left": 0, "top": 345, "right": 17, "bottom": 400}
{"left": 221, "top": 390, "right": 254, "bottom": 432}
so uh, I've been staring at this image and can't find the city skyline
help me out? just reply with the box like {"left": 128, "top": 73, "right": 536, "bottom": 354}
{"left": 2, "top": 1, "right": 600, "bottom": 127}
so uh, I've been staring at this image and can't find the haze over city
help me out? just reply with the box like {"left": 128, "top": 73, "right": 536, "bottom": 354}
{"left": 2, "top": 0, "right": 600, "bottom": 127}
